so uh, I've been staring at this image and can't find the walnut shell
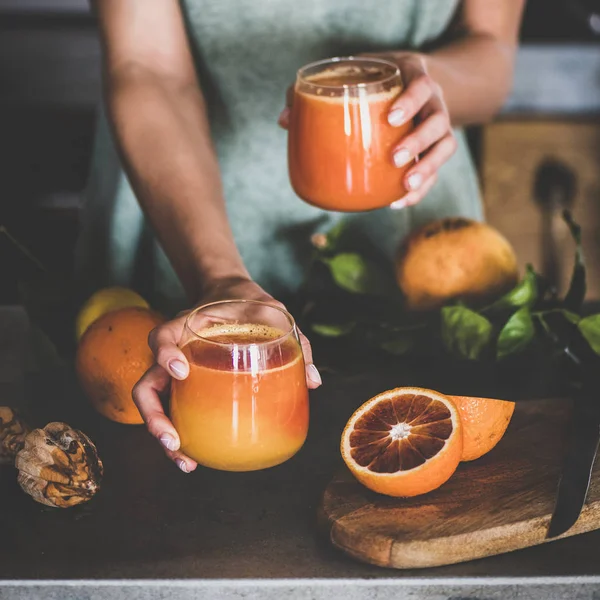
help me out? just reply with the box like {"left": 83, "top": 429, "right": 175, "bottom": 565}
{"left": 15, "top": 422, "right": 103, "bottom": 508}
{"left": 0, "top": 407, "right": 30, "bottom": 465}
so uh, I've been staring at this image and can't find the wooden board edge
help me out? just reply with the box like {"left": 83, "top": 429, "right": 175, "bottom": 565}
{"left": 318, "top": 490, "right": 396, "bottom": 568}
{"left": 324, "top": 493, "right": 600, "bottom": 570}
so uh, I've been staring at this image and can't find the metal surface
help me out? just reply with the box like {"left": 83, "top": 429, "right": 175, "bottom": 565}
{"left": 544, "top": 311, "right": 600, "bottom": 538}
{"left": 548, "top": 392, "right": 600, "bottom": 538}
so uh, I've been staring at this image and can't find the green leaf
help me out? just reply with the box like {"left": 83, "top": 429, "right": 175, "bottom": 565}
{"left": 563, "top": 210, "right": 586, "bottom": 312}
{"left": 441, "top": 306, "right": 493, "bottom": 361}
{"left": 578, "top": 314, "right": 600, "bottom": 355}
{"left": 562, "top": 310, "right": 582, "bottom": 325}
{"left": 311, "top": 322, "right": 355, "bottom": 337}
{"left": 497, "top": 307, "right": 535, "bottom": 360}
{"left": 323, "top": 253, "right": 390, "bottom": 295}
{"left": 487, "top": 265, "right": 538, "bottom": 313}
{"left": 379, "top": 336, "right": 414, "bottom": 356}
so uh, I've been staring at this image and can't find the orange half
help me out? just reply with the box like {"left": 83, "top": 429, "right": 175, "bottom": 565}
{"left": 450, "top": 395, "right": 515, "bottom": 462}
{"left": 341, "top": 387, "right": 463, "bottom": 498}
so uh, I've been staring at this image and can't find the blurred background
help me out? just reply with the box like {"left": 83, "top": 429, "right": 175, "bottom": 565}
{"left": 0, "top": 0, "right": 599, "bottom": 316}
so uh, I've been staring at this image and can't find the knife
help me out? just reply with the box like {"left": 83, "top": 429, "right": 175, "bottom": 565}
{"left": 545, "top": 310, "right": 600, "bottom": 538}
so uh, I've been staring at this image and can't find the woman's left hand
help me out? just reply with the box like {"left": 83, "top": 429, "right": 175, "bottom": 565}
{"left": 278, "top": 52, "right": 457, "bottom": 210}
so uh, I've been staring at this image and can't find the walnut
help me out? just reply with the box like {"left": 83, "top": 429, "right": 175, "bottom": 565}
{"left": 0, "top": 407, "right": 30, "bottom": 465}
{"left": 15, "top": 422, "right": 103, "bottom": 508}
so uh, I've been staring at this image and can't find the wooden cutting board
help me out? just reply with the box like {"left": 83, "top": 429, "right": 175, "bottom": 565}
{"left": 319, "top": 398, "right": 600, "bottom": 569}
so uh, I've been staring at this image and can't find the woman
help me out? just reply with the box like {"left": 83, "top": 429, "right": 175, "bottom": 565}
{"left": 78, "top": 0, "right": 525, "bottom": 472}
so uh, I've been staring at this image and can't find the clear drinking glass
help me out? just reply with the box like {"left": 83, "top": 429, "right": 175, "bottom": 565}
{"left": 170, "top": 300, "right": 309, "bottom": 472}
{"left": 288, "top": 56, "right": 414, "bottom": 212}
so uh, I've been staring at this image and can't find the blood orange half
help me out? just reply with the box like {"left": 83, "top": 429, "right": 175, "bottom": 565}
{"left": 341, "top": 387, "right": 463, "bottom": 497}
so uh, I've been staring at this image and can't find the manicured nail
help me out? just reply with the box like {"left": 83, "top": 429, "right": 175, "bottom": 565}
{"left": 393, "top": 148, "right": 411, "bottom": 168}
{"left": 177, "top": 459, "right": 189, "bottom": 474}
{"left": 169, "top": 359, "right": 188, "bottom": 379}
{"left": 390, "top": 198, "right": 409, "bottom": 210}
{"left": 307, "top": 363, "right": 322, "bottom": 386}
{"left": 407, "top": 173, "right": 423, "bottom": 191}
{"left": 388, "top": 108, "right": 406, "bottom": 126}
{"left": 160, "top": 434, "right": 178, "bottom": 452}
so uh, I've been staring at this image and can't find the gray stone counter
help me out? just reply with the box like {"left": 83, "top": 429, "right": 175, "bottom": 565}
{"left": 4, "top": 577, "right": 600, "bottom": 600}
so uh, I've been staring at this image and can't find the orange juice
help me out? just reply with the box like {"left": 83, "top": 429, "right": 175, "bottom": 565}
{"left": 288, "top": 58, "right": 414, "bottom": 212}
{"left": 170, "top": 324, "right": 309, "bottom": 471}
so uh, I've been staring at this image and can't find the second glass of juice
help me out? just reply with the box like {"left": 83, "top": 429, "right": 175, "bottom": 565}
{"left": 170, "top": 300, "right": 309, "bottom": 472}
{"left": 288, "top": 56, "right": 413, "bottom": 212}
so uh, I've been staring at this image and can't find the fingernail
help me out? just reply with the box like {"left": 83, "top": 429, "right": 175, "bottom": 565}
{"left": 177, "top": 459, "right": 189, "bottom": 474}
{"left": 160, "top": 434, "right": 178, "bottom": 452}
{"left": 407, "top": 173, "right": 423, "bottom": 190}
{"left": 307, "top": 363, "right": 322, "bottom": 386}
{"left": 388, "top": 108, "right": 406, "bottom": 126}
{"left": 390, "top": 198, "right": 409, "bottom": 210}
{"left": 393, "top": 148, "right": 411, "bottom": 168}
{"left": 169, "top": 359, "right": 188, "bottom": 379}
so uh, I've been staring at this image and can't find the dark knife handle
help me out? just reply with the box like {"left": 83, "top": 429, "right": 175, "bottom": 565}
{"left": 542, "top": 311, "right": 600, "bottom": 382}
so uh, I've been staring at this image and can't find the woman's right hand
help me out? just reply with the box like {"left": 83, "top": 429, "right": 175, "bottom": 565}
{"left": 132, "top": 276, "right": 322, "bottom": 473}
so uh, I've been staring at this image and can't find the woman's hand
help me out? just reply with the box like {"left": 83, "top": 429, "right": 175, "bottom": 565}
{"left": 373, "top": 53, "right": 457, "bottom": 210}
{"left": 278, "top": 53, "right": 457, "bottom": 210}
{"left": 132, "top": 276, "right": 322, "bottom": 473}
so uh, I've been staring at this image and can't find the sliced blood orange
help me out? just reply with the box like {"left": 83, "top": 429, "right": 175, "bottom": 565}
{"left": 450, "top": 395, "right": 515, "bottom": 462}
{"left": 341, "top": 387, "right": 463, "bottom": 497}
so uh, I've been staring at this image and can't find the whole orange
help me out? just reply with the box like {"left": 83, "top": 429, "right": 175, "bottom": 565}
{"left": 76, "top": 287, "right": 149, "bottom": 341}
{"left": 450, "top": 395, "right": 515, "bottom": 461}
{"left": 76, "top": 307, "right": 164, "bottom": 424}
{"left": 396, "top": 217, "right": 519, "bottom": 311}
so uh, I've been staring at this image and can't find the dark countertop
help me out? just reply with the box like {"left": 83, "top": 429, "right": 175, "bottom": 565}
{"left": 2, "top": 331, "right": 600, "bottom": 599}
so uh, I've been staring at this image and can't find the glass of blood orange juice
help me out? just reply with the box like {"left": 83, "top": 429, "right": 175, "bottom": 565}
{"left": 288, "top": 56, "right": 413, "bottom": 212}
{"left": 170, "top": 300, "right": 309, "bottom": 472}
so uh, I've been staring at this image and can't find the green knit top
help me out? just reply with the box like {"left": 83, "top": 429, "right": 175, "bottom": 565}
{"left": 76, "top": 0, "right": 481, "bottom": 313}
